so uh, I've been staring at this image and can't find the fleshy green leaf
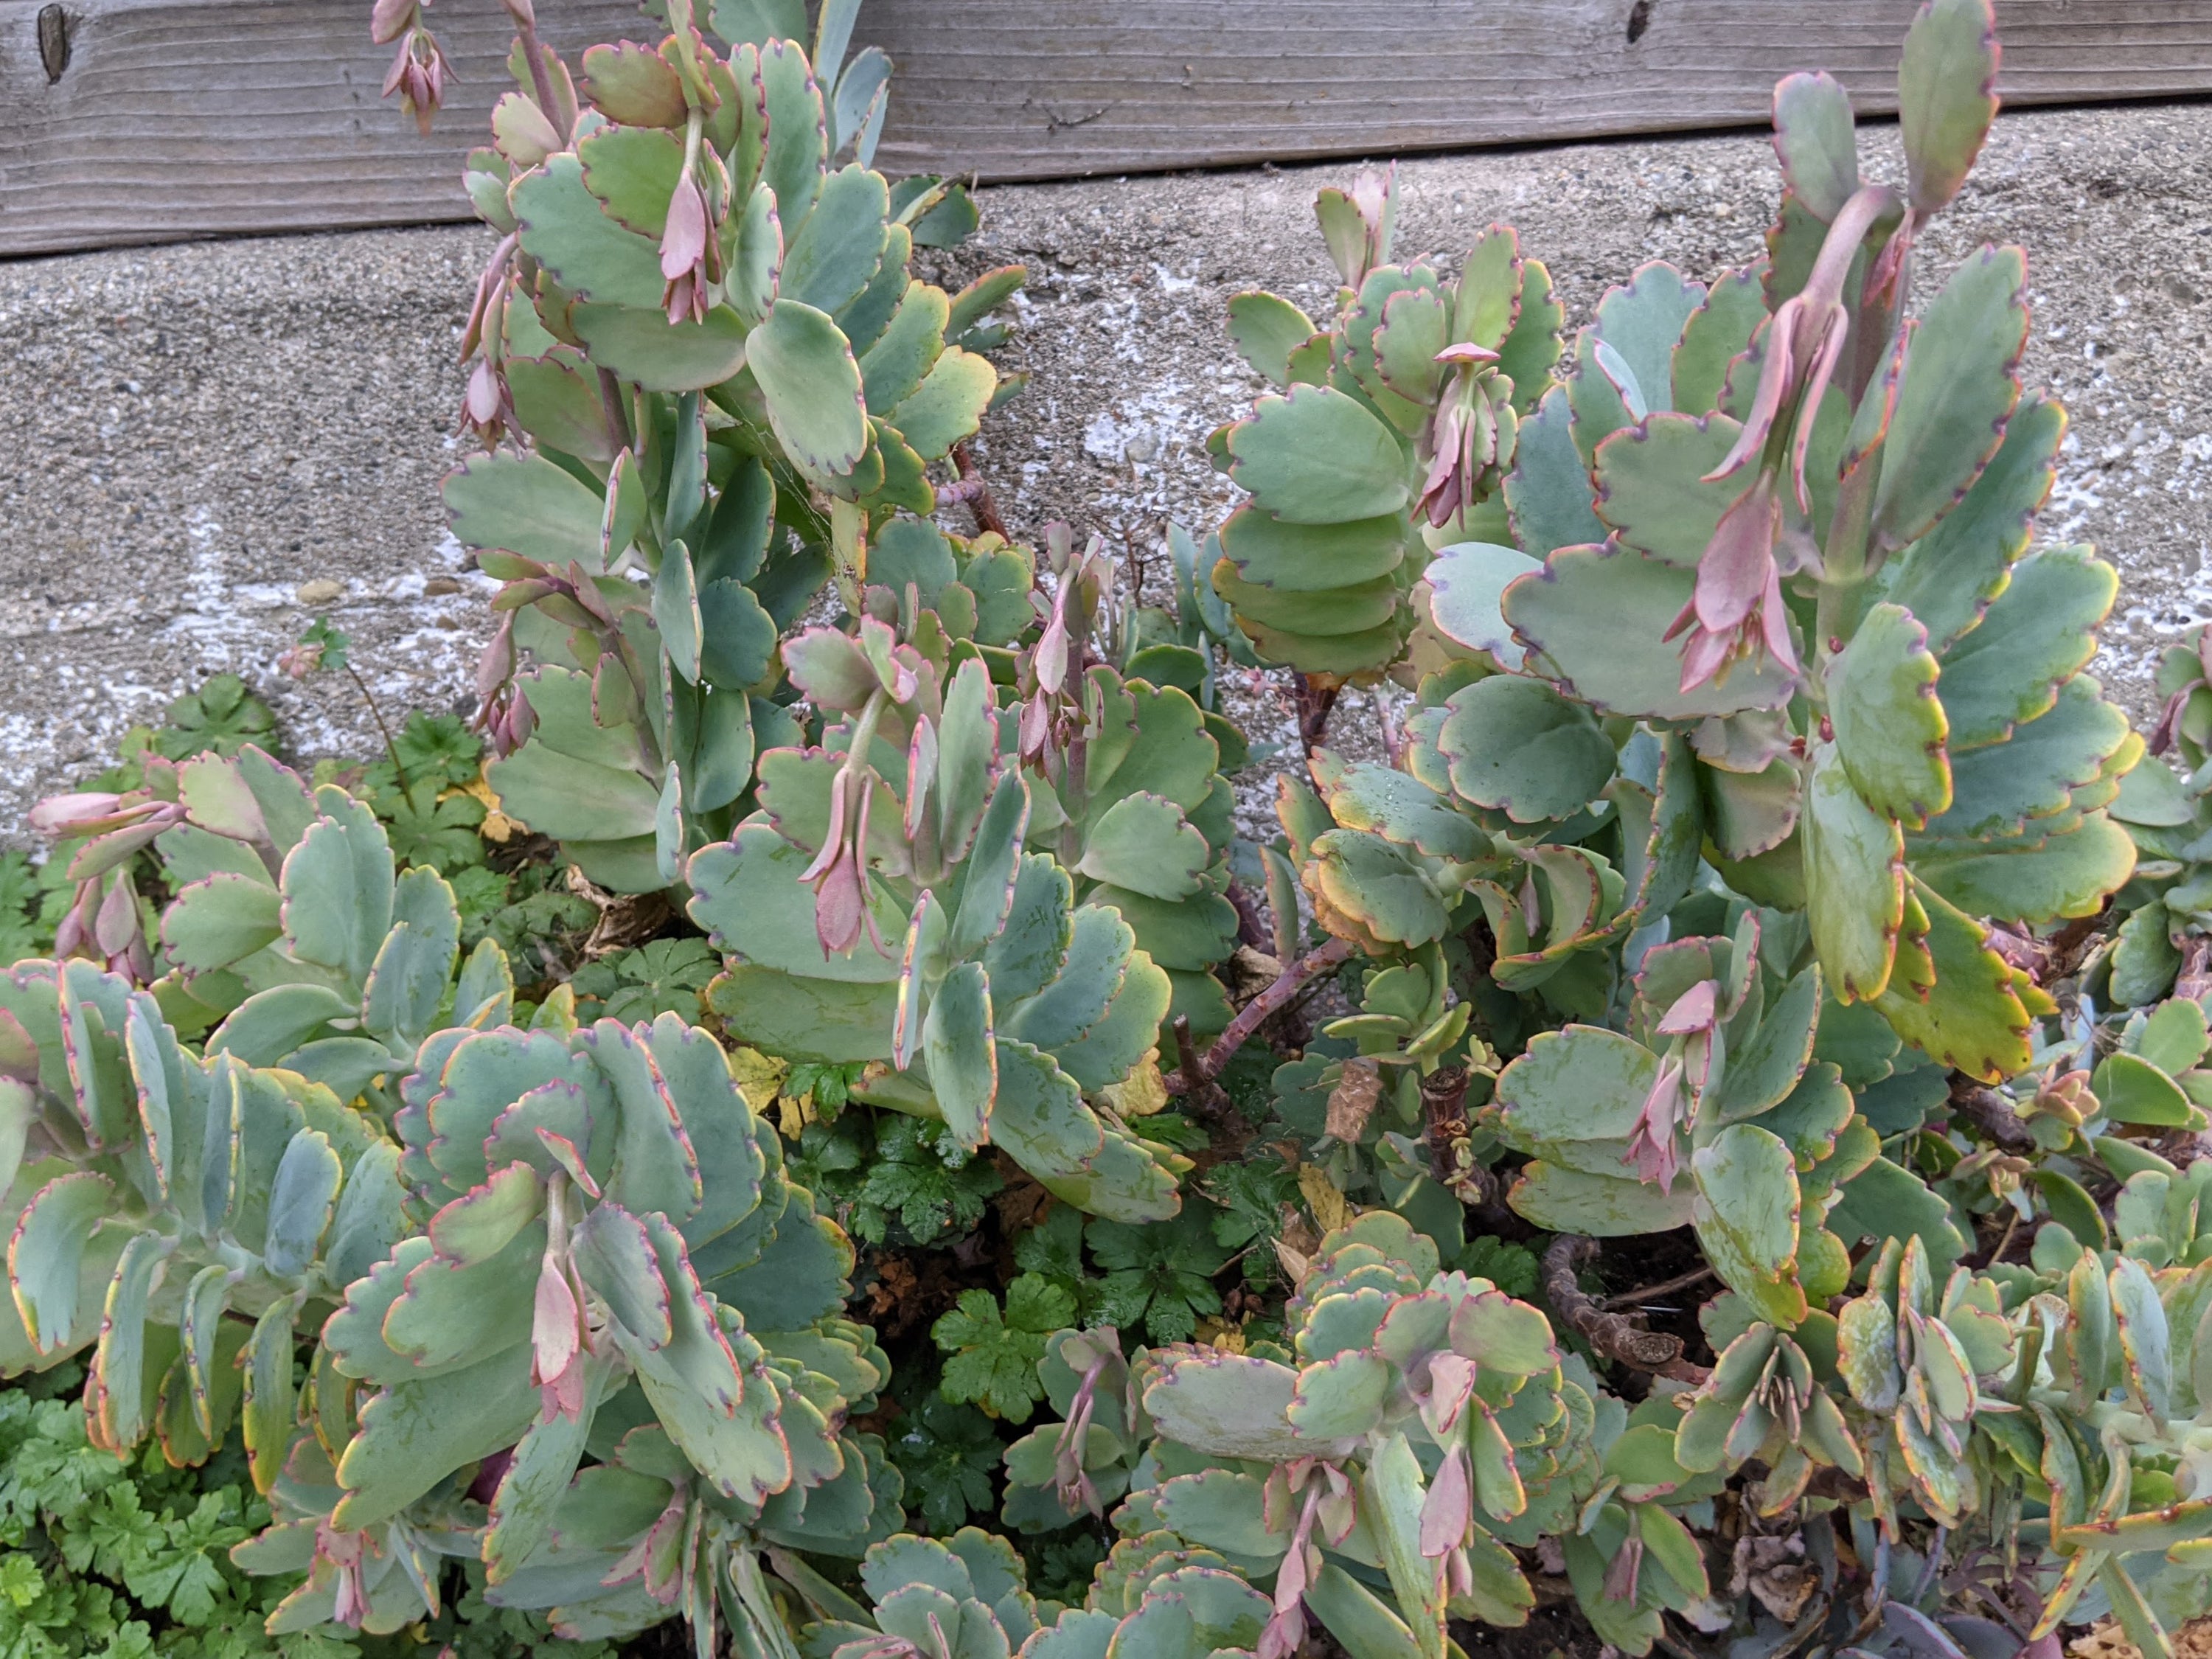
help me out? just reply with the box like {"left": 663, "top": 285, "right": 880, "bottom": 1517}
{"left": 1829, "top": 602, "right": 1950, "bottom": 828}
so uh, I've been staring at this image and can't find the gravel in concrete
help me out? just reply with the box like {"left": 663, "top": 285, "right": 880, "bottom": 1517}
{"left": 5, "top": 100, "right": 2211, "bottom": 841}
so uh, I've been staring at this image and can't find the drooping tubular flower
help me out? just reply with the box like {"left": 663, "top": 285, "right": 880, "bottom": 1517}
{"left": 661, "top": 171, "right": 710, "bottom": 326}
{"left": 1624, "top": 1056, "right": 1687, "bottom": 1194}
{"left": 1624, "top": 977, "right": 1719, "bottom": 1193}
{"left": 380, "top": 24, "right": 452, "bottom": 137}
{"left": 1257, "top": 1459, "right": 1357, "bottom": 1659}
{"left": 799, "top": 758, "right": 887, "bottom": 959}
{"left": 316, "top": 1520, "right": 373, "bottom": 1628}
{"left": 1417, "top": 343, "right": 1506, "bottom": 529}
{"left": 1668, "top": 184, "right": 1902, "bottom": 692}
{"left": 456, "top": 234, "right": 520, "bottom": 448}
{"left": 1048, "top": 1329, "right": 1121, "bottom": 1517}
{"left": 30, "top": 790, "right": 184, "bottom": 984}
{"left": 1662, "top": 472, "right": 1798, "bottom": 690}
{"left": 661, "top": 117, "right": 714, "bottom": 327}
{"left": 530, "top": 1169, "right": 591, "bottom": 1421}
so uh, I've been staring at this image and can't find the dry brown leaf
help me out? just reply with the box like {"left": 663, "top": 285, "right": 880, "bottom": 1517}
{"left": 2071, "top": 1617, "right": 2212, "bottom": 1659}
{"left": 1326, "top": 1058, "right": 1383, "bottom": 1143}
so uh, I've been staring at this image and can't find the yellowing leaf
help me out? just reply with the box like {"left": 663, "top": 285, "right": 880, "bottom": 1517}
{"left": 1299, "top": 1163, "right": 1352, "bottom": 1234}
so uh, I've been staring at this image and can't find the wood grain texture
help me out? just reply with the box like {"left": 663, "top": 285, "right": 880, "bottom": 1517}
{"left": 4, "top": 0, "right": 2211, "bottom": 257}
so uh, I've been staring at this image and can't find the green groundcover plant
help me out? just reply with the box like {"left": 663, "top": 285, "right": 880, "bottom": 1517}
{"left": 7, "top": 2, "right": 2211, "bottom": 1657}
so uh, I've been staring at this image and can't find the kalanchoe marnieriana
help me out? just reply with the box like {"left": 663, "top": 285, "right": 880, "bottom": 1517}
{"left": 229, "top": 1001, "right": 894, "bottom": 1651}
{"left": 1322, "top": 0, "right": 2138, "bottom": 1088}
{"left": 998, "top": 1325, "right": 1147, "bottom": 1531}
{"left": 1945, "top": 1217, "right": 2212, "bottom": 1659}
{"left": 1000, "top": 525, "right": 1247, "bottom": 1037}
{"left": 1208, "top": 182, "right": 1564, "bottom": 678}
{"left": 1264, "top": 943, "right": 1481, "bottom": 1228}
{"left": 437, "top": 1, "right": 1022, "bottom": 894}
{"left": 1, "top": 960, "right": 406, "bottom": 1480}
{"left": 150, "top": 751, "right": 516, "bottom": 1102}
{"left": 1831, "top": 1234, "right": 2016, "bottom": 1529}
{"left": 793, "top": 1528, "right": 1048, "bottom": 1659}
{"left": 801, "top": 1525, "right": 1277, "bottom": 1659}
{"left": 29, "top": 745, "right": 516, "bottom": 1092}
{"left": 1125, "top": 1213, "right": 1590, "bottom": 1659}
{"left": 856, "top": 515, "right": 1251, "bottom": 1036}
{"left": 686, "top": 627, "right": 1190, "bottom": 1222}
{"left": 366, "top": 0, "right": 452, "bottom": 134}
{"left": 2102, "top": 619, "right": 2212, "bottom": 1004}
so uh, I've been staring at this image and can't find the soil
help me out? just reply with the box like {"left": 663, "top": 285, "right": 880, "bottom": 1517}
{"left": 1454, "top": 1602, "right": 1610, "bottom": 1659}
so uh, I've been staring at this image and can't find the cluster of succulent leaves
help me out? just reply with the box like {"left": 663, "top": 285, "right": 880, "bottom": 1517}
{"left": 10, "top": 0, "right": 2212, "bottom": 1657}
{"left": 0, "top": 1363, "right": 607, "bottom": 1659}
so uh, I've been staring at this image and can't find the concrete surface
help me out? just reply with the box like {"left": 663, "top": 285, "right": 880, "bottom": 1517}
{"left": 6, "top": 100, "right": 2212, "bottom": 840}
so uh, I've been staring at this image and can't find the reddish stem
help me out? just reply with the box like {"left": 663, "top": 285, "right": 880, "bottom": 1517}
{"left": 1161, "top": 936, "right": 1353, "bottom": 1097}
{"left": 950, "top": 444, "right": 1009, "bottom": 539}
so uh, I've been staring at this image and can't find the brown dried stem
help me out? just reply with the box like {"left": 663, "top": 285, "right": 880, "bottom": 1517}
{"left": 1292, "top": 674, "right": 1340, "bottom": 755}
{"left": 1419, "top": 1067, "right": 1471, "bottom": 1186}
{"left": 1947, "top": 1077, "right": 2035, "bottom": 1150}
{"left": 1600, "top": 1263, "right": 1717, "bottom": 1310}
{"left": 1162, "top": 936, "right": 1354, "bottom": 1098}
{"left": 1542, "top": 1234, "right": 1711, "bottom": 1385}
{"left": 949, "top": 444, "right": 1009, "bottom": 539}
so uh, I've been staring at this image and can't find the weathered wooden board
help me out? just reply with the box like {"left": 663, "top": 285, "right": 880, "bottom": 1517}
{"left": 4, "top": 0, "right": 2211, "bottom": 258}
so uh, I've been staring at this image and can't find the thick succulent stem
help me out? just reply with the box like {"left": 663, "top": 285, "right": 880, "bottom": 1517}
{"left": 1419, "top": 1066, "right": 1470, "bottom": 1186}
{"left": 597, "top": 368, "right": 633, "bottom": 454}
{"left": 509, "top": 10, "right": 568, "bottom": 143}
{"left": 1292, "top": 675, "right": 1340, "bottom": 755}
{"left": 1225, "top": 879, "right": 1270, "bottom": 951}
{"left": 949, "top": 444, "right": 1009, "bottom": 540}
{"left": 1947, "top": 1077, "right": 2035, "bottom": 1150}
{"left": 1170, "top": 1015, "right": 1230, "bottom": 1117}
{"left": 1540, "top": 1235, "right": 1711, "bottom": 1385}
{"left": 1161, "top": 936, "right": 1354, "bottom": 1097}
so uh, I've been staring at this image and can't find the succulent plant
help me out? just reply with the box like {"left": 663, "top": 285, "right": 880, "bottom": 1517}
{"left": 1234, "top": 3, "right": 2137, "bottom": 1188}
{"left": 998, "top": 1325, "right": 1148, "bottom": 1531}
{"left": 156, "top": 759, "right": 514, "bottom": 1108}
{"left": 223, "top": 999, "right": 893, "bottom": 1649}
{"left": 1121, "top": 1212, "right": 1590, "bottom": 1659}
{"left": 1832, "top": 1235, "right": 2013, "bottom": 1525}
{"left": 1210, "top": 181, "right": 1563, "bottom": 676}
{"left": 997, "top": 527, "right": 1248, "bottom": 1037}
{"left": 2101, "top": 622, "right": 2212, "bottom": 1004}
{"left": 13, "top": 1, "right": 2207, "bottom": 1656}
{"left": 30, "top": 742, "right": 515, "bottom": 1103}
{"left": 799, "top": 1523, "right": 1280, "bottom": 1659}
{"left": 686, "top": 626, "right": 1192, "bottom": 1222}
{"left": 436, "top": 1, "right": 1022, "bottom": 892}
{"left": 1985, "top": 1223, "right": 2212, "bottom": 1657}
{"left": 1, "top": 959, "right": 406, "bottom": 1479}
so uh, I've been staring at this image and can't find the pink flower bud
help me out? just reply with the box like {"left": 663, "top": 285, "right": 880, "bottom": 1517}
{"left": 1624, "top": 1055, "right": 1686, "bottom": 1193}
{"left": 1656, "top": 978, "right": 1718, "bottom": 1034}
{"left": 659, "top": 173, "right": 709, "bottom": 324}
{"left": 1661, "top": 473, "right": 1800, "bottom": 693}
{"left": 1419, "top": 1444, "right": 1472, "bottom": 1557}
{"left": 28, "top": 792, "right": 129, "bottom": 837}
{"left": 368, "top": 0, "right": 417, "bottom": 46}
